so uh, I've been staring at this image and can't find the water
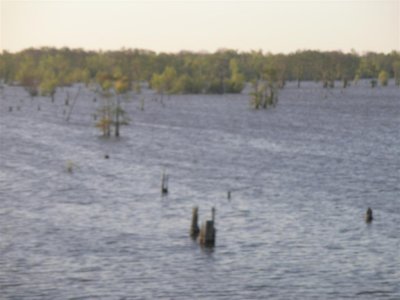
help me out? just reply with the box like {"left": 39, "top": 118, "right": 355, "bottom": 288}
{"left": 0, "top": 81, "right": 399, "bottom": 299}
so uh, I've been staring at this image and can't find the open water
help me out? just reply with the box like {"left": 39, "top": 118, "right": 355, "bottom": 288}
{"left": 0, "top": 81, "right": 399, "bottom": 299}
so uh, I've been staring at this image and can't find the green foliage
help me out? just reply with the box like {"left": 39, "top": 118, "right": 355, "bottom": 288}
{"left": 251, "top": 67, "right": 279, "bottom": 110}
{"left": 15, "top": 54, "right": 40, "bottom": 97}
{"left": 161, "top": 66, "right": 179, "bottom": 93}
{"left": 175, "top": 74, "right": 203, "bottom": 94}
{"left": 94, "top": 72, "right": 130, "bottom": 137}
{"left": 114, "top": 77, "right": 130, "bottom": 94}
{"left": 95, "top": 113, "right": 112, "bottom": 137}
{"left": 1, "top": 47, "right": 399, "bottom": 97}
{"left": 392, "top": 61, "right": 400, "bottom": 86}
{"left": 151, "top": 66, "right": 180, "bottom": 94}
{"left": 227, "top": 59, "right": 245, "bottom": 93}
{"left": 39, "top": 76, "right": 57, "bottom": 99}
{"left": 378, "top": 70, "right": 389, "bottom": 86}
{"left": 150, "top": 73, "right": 163, "bottom": 93}
{"left": 101, "top": 80, "right": 113, "bottom": 92}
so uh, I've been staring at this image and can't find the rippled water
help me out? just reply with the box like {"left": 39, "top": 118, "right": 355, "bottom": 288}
{"left": 0, "top": 81, "right": 399, "bottom": 299}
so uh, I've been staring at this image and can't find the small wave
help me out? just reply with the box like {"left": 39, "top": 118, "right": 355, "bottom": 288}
{"left": 356, "top": 290, "right": 393, "bottom": 296}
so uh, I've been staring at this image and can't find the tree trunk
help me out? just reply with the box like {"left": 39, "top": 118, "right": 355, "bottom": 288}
{"left": 115, "top": 112, "right": 120, "bottom": 137}
{"left": 115, "top": 97, "right": 120, "bottom": 137}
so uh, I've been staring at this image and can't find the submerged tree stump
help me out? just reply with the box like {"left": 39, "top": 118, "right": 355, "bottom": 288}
{"left": 199, "top": 221, "right": 216, "bottom": 247}
{"left": 199, "top": 207, "right": 216, "bottom": 247}
{"left": 161, "top": 172, "right": 169, "bottom": 195}
{"left": 365, "top": 207, "right": 373, "bottom": 223}
{"left": 190, "top": 206, "right": 200, "bottom": 238}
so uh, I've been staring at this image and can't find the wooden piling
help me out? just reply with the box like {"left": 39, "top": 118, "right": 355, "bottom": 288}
{"left": 199, "top": 221, "right": 216, "bottom": 247}
{"left": 65, "top": 92, "right": 70, "bottom": 106}
{"left": 161, "top": 172, "right": 168, "bottom": 195}
{"left": 140, "top": 97, "right": 145, "bottom": 111}
{"left": 190, "top": 206, "right": 200, "bottom": 238}
{"left": 365, "top": 207, "right": 373, "bottom": 223}
{"left": 199, "top": 207, "right": 216, "bottom": 247}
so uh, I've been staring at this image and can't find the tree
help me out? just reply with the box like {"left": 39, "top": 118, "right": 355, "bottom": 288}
{"left": 39, "top": 75, "right": 57, "bottom": 102}
{"left": 250, "top": 67, "right": 279, "bottom": 110}
{"left": 15, "top": 54, "right": 39, "bottom": 98}
{"left": 227, "top": 59, "right": 245, "bottom": 93}
{"left": 113, "top": 76, "right": 130, "bottom": 137}
{"left": 95, "top": 79, "right": 113, "bottom": 137}
{"left": 151, "top": 66, "right": 180, "bottom": 96}
{"left": 94, "top": 71, "right": 131, "bottom": 137}
{"left": 335, "top": 52, "right": 359, "bottom": 88}
{"left": 2, "top": 47, "right": 400, "bottom": 101}
{"left": 393, "top": 61, "right": 400, "bottom": 86}
{"left": 378, "top": 70, "right": 389, "bottom": 86}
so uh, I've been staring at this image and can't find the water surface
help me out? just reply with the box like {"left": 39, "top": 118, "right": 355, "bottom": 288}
{"left": 0, "top": 81, "right": 399, "bottom": 299}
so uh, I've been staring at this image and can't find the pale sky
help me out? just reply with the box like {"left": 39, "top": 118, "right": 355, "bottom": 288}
{"left": 1, "top": 0, "right": 399, "bottom": 54}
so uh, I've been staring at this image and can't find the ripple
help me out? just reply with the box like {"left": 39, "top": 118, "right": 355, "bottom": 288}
{"left": 1, "top": 84, "right": 399, "bottom": 299}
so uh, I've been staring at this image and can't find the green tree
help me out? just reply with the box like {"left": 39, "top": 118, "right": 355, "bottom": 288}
{"left": 378, "top": 70, "right": 389, "bottom": 86}
{"left": 2, "top": 47, "right": 400, "bottom": 101}
{"left": 16, "top": 55, "right": 40, "bottom": 98}
{"left": 392, "top": 61, "right": 400, "bottom": 86}
{"left": 113, "top": 77, "right": 130, "bottom": 137}
{"left": 39, "top": 74, "right": 58, "bottom": 102}
{"left": 151, "top": 66, "right": 180, "bottom": 95}
{"left": 161, "top": 66, "right": 179, "bottom": 93}
{"left": 227, "top": 59, "right": 245, "bottom": 93}
{"left": 336, "top": 52, "right": 359, "bottom": 88}
{"left": 251, "top": 67, "right": 279, "bottom": 110}
{"left": 95, "top": 79, "right": 113, "bottom": 137}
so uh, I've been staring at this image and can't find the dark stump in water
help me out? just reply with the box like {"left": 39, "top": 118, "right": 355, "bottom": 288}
{"left": 365, "top": 207, "right": 373, "bottom": 223}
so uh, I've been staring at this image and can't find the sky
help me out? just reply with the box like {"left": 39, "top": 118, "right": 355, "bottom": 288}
{"left": 1, "top": 0, "right": 399, "bottom": 54}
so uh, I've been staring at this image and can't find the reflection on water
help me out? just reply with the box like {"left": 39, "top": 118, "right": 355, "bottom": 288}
{"left": 0, "top": 81, "right": 399, "bottom": 299}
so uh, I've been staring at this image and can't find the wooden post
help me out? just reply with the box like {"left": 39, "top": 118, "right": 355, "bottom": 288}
{"left": 140, "top": 97, "right": 145, "bottom": 111}
{"left": 199, "top": 221, "right": 215, "bottom": 247}
{"left": 365, "top": 207, "right": 373, "bottom": 223}
{"left": 199, "top": 207, "right": 216, "bottom": 247}
{"left": 190, "top": 206, "right": 200, "bottom": 239}
{"left": 65, "top": 91, "right": 70, "bottom": 106}
{"left": 227, "top": 190, "right": 231, "bottom": 200}
{"left": 161, "top": 172, "right": 168, "bottom": 195}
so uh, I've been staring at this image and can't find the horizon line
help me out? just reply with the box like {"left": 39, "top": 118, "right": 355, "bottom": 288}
{"left": 1, "top": 45, "right": 399, "bottom": 56}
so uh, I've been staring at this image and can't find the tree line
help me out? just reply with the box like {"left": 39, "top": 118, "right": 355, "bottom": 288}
{"left": 0, "top": 47, "right": 399, "bottom": 97}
